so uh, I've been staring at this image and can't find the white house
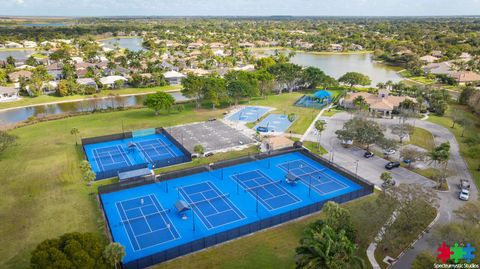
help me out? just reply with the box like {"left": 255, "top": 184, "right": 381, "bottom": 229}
{"left": 23, "top": 41, "right": 38, "bottom": 48}
{"left": 5, "top": 41, "right": 23, "bottom": 48}
{"left": 99, "top": 75, "right": 127, "bottom": 88}
{"left": 0, "top": 86, "right": 20, "bottom": 102}
{"left": 76, "top": 78, "right": 99, "bottom": 91}
{"left": 164, "top": 71, "right": 186, "bottom": 85}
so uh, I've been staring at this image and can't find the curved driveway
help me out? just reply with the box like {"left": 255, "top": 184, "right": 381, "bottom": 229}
{"left": 304, "top": 112, "right": 477, "bottom": 268}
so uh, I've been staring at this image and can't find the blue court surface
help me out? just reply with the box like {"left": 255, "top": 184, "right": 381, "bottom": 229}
{"left": 84, "top": 133, "right": 186, "bottom": 176}
{"left": 227, "top": 106, "right": 269, "bottom": 122}
{"left": 254, "top": 114, "right": 293, "bottom": 133}
{"left": 100, "top": 151, "right": 364, "bottom": 264}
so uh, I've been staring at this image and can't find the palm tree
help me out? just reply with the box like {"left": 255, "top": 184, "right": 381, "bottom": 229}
{"left": 314, "top": 120, "right": 326, "bottom": 151}
{"left": 296, "top": 224, "right": 365, "bottom": 269}
{"left": 103, "top": 242, "right": 125, "bottom": 269}
{"left": 70, "top": 128, "right": 79, "bottom": 145}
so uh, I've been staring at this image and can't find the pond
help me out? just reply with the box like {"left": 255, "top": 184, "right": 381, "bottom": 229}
{"left": 100, "top": 37, "right": 145, "bottom": 52}
{"left": 0, "top": 49, "right": 34, "bottom": 60}
{"left": 22, "top": 22, "right": 68, "bottom": 27}
{"left": 0, "top": 91, "right": 191, "bottom": 126}
{"left": 259, "top": 49, "right": 403, "bottom": 86}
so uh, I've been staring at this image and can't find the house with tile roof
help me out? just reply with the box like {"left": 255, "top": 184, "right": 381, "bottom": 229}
{"left": 341, "top": 89, "right": 416, "bottom": 117}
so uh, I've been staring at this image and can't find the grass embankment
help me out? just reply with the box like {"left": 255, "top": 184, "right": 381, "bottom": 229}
{"left": 0, "top": 85, "right": 179, "bottom": 110}
{"left": 428, "top": 104, "right": 480, "bottom": 187}
{"left": 0, "top": 105, "right": 227, "bottom": 269}
{"left": 154, "top": 193, "right": 381, "bottom": 269}
{"left": 398, "top": 70, "right": 436, "bottom": 85}
{"left": 409, "top": 127, "right": 435, "bottom": 151}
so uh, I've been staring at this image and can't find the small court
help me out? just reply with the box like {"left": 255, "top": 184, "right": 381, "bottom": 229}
{"left": 168, "top": 120, "right": 254, "bottom": 153}
{"left": 178, "top": 181, "right": 246, "bottom": 229}
{"left": 227, "top": 106, "right": 270, "bottom": 122}
{"left": 115, "top": 194, "right": 181, "bottom": 251}
{"left": 278, "top": 160, "right": 349, "bottom": 195}
{"left": 83, "top": 129, "right": 188, "bottom": 179}
{"left": 254, "top": 114, "right": 293, "bottom": 133}
{"left": 231, "top": 170, "right": 300, "bottom": 210}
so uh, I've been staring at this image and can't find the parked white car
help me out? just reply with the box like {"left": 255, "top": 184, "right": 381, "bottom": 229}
{"left": 459, "top": 189, "right": 470, "bottom": 201}
{"left": 384, "top": 149, "right": 396, "bottom": 155}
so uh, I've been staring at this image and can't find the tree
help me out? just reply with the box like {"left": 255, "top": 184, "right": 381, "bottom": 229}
{"left": 255, "top": 69, "right": 275, "bottom": 98}
{"left": 194, "top": 144, "right": 205, "bottom": 155}
{"left": 103, "top": 242, "right": 125, "bottom": 268}
{"left": 0, "top": 130, "right": 16, "bottom": 154}
{"left": 352, "top": 96, "right": 369, "bottom": 110}
{"left": 380, "top": 171, "right": 393, "bottom": 182}
{"left": 450, "top": 109, "right": 464, "bottom": 129}
{"left": 338, "top": 72, "right": 371, "bottom": 90}
{"left": 143, "top": 92, "right": 175, "bottom": 116}
{"left": 322, "top": 201, "right": 356, "bottom": 242}
{"left": 454, "top": 201, "right": 480, "bottom": 226}
{"left": 268, "top": 63, "right": 303, "bottom": 93}
{"left": 428, "top": 142, "right": 450, "bottom": 168}
{"left": 82, "top": 170, "right": 96, "bottom": 182}
{"left": 377, "top": 137, "right": 398, "bottom": 153}
{"left": 301, "top": 66, "right": 326, "bottom": 89}
{"left": 113, "top": 79, "right": 125, "bottom": 89}
{"left": 288, "top": 113, "right": 296, "bottom": 122}
{"left": 30, "top": 232, "right": 111, "bottom": 269}
{"left": 70, "top": 128, "right": 79, "bottom": 146}
{"left": 0, "top": 68, "right": 7, "bottom": 86}
{"left": 412, "top": 251, "right": 436, "bottom": 269}
{"left": 400, "top": 147, "right": 426, "bottom": 167}
{"left": 314, "top": 120, "right": 326, "bottom": 150}
{"left": 181, "top": 73, "right": 204, "bottom": 108}
{"left": 29, "top": 66, "right": 52, "bottom": 96}
{"left": 335, "top": 117, "right": 384, "bottom": 149}
{"left": 296, "top": 222, "right": 364, "bottom": 269}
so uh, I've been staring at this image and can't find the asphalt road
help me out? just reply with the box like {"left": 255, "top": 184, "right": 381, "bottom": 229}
{"left": 304, "top": 112, "right": 477, "bottom": 268}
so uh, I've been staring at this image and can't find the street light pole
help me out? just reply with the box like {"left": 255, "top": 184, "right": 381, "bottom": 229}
{"left": 355, "top": 160, "right": 359, "bottom": 177}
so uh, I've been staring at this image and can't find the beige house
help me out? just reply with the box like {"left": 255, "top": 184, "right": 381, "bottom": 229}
{"left": 449, "top": 72, "right": 480, "bottom": 84}
{"left": 342, "top": 89, "right": 416, "bottom": 117}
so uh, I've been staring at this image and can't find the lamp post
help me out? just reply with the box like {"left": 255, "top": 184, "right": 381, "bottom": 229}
{"left": 355, "top": 160, "right": 359, "bottom": 177}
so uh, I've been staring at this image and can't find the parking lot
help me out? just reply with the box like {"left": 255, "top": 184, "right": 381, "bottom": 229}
{"left": 167, "top": 120, "right": 255, "bottom": 154}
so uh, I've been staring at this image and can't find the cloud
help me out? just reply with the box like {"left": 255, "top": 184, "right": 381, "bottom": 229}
{"left": 14, "top": 0, "right": 25, "bottom": 4}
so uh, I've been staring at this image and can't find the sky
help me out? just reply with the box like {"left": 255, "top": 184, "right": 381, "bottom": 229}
{"left": 1, "top": 0, "right": 480, "bottom": 17}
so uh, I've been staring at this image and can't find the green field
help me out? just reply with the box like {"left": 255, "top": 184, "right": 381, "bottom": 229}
{"left": 0, "top": 105, "right": 227, "bottom": 268}
{"left": 0, "top": 85, "right": 179, "bottom": 110}
{"left": 409, "top": 127, "right": 435, "bottom": 151}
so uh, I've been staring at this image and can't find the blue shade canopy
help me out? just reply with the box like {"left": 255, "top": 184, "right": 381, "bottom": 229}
{"left": 313, "top": 90, "right": 332, "bottom": 99}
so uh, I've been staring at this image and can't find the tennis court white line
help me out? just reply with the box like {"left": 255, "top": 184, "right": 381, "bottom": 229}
{"left": 148, "top": 194, "right": 179, "bottom": 242}
{"left": 278, "top": 160, "right": 350, "bottom": 195}
{"left": 92, "top": 148, "right": 105, "bottom": 172}
{"left": 231, "top": 170, "right": 301, "bottom": 211}
{"left": 116, "top": 202, "right": 141, "bottom": 251}
{"left": 178, "top": 181, "right": 245, "bottom": 230}
{"left": 178, "top": 187, "right": 215, "bottom": 229}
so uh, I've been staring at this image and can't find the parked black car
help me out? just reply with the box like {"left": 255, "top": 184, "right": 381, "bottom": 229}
{"left": 364, "top": 151, "right": 374, "bottom": 158}
{"left": 385, "top": 161, "right": 400, "bottom": 170}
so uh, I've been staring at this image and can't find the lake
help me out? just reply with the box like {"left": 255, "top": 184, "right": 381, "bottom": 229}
{"left": 100, "top": 37, "right": 145, "bottom": 52}
{"left": 23, "top": 22, "right": 67, "bottom": 27}
{"left": 259, "top": 49, "right": 403, "bottom": 86}
{"left": 0, "top": 49, "right": 34, "bottom": 60}
{"left": 0, "top": 91, "right": 191, "bottom": 126}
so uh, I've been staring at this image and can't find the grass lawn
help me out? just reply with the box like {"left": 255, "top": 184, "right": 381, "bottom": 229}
{"left": 0, "top": 105, "right": 228, "bottom": 268}
{"left": 428, "top": 104, "right": 480, "bottom": 187}
{"left": 0, "top": 85, "right": 180, "bottom": 110}
{"left": 153, "top": 193, "right": 381, "bottom": 269}
{"left": 291, "top": 137, "right": 328, "bottom": 155}
{"left": 322, "top": 108, "right": 343, "bottom": 117}
{"left": 409, "top": 127, "right": 435, "bottom": 151}
{"left": 247, "top": 93, "right": 318, "bottom": 135}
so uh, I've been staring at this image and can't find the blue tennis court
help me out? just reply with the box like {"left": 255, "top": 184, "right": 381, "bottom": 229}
{"left": 227, "top": 106, "right": 269, "bottom": 122}
{"left": 254, "top": 114, "right": 293, "bottom": 133}
{"left": 178, "top": 181, "right": 246, "bottom": 229}
{"left": 84, "top": 133, "right": 188, "bottom": 179}
{"left": 115, "top": 194, "right": 181, "bottom": 251}
{"left": 100, "top": 151, "right": 368, "bottom": 265}
{"left": 231, "top": 170, "right": 300, "bottom": 210}
{"left": 278, "top": 160, "right": 349, "bottom": 195}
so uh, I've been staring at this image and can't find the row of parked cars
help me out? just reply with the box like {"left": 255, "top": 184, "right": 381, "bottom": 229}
{"left": 363, "top": 149, "right": 401, "bottom": 170}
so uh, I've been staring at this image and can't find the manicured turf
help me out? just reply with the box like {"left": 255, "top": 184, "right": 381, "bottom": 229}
{"left": 0, "top": 85, "right": 179, "bottom": 109}
{"left": 0, "top": 105, "right": 227, "bottom": 268}
{"left": 409, "top": 127, "right": 435, "bottom": 151}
